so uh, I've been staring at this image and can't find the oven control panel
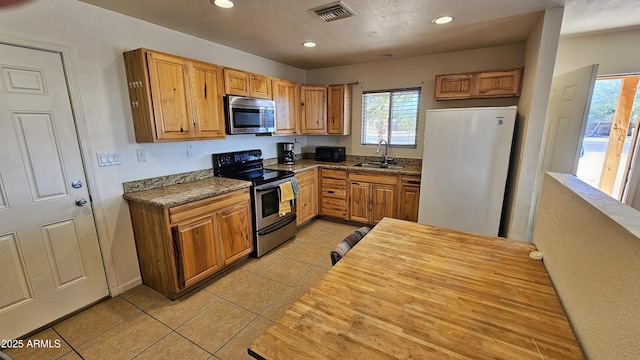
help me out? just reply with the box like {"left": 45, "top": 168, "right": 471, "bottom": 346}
{"left": 212, "top": 149, "right": 262, "bottom": 168}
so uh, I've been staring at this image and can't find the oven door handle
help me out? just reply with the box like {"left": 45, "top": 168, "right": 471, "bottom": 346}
{"left": 255, "top": 184, "right": 279, "bottom": 192}
{"left": 257, "top": 215, "right": 297, "bottom": 236}
{"left": 255, "top": 179, "right": 293, "bottom": 192}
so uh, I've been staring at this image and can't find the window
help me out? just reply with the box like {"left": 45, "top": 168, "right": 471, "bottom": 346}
{"left": 361, "top": 88, "right": 420, "bottom": 147}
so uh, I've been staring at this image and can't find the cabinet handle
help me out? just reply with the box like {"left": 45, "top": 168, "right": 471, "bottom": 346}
{"left": 327, "top": 190, "right": 335, "bottom": 194}
{"left": 407, "top": 180, "right": 421, "bottom": 185}
{"left": 203, "top": 82, "right": 207, "bottom": 99}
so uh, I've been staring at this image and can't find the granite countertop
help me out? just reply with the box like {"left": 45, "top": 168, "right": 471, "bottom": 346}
{"left": 123, "top": 176, "right": 251, "bottom": 208}
{"left": 123, "top": 157, "right": 422, "bottom": 209}
{"left": 266, "top": 159, "right": 422, "bottom": 176}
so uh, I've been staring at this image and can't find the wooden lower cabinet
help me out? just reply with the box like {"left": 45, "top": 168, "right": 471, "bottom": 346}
{"left": 296, "top": 168, "right": 318, "bottom": 225}
{"left": 173, "top": 215, "right": 220, "bottom": 289}
{"left": 398, "top": 175, "right": 421, "bottom": 222}
{"left": 319, "top": 168, "right": 348, "bottom": 219}
{"left": 216, "top": 202, "right": 252, "bottom": 267}
{"left": 348, "top": 172, "right": 398, "bottom": 224}
{"left": 128, "top": 189, "right": 252, "bottom": 299}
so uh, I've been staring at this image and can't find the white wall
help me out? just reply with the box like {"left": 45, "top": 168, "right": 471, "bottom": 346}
{"left": 534, "top": 173, "right": 640, "bottom": 359}
{"left": 554, "top": 27, "right": 640, "bottom": 211}
{"left": 503, "top": 8, "right": 564, "bottom": 241}
{"left": 0, "top": 0, "right": 305, "bottom": 294}
{"left": 305, "top": 45, "right": 524, "bottom": 160}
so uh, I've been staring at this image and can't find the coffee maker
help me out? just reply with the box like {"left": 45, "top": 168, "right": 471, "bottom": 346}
{"left": 277, "top": 142, "right": 295, "bottom": 165}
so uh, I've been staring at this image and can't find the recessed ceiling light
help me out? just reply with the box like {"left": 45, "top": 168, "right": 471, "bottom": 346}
{"left": 302, "top": 42, "right": 317, "bottom": 48}
{"left": 211, "top": 0, "right": 234, "bottom": 8}
{"left": 432, "top": 15, "right": 454, "bottom": 25}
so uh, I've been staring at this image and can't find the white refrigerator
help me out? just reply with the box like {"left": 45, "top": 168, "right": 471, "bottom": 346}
{"left": 417, "top": 106, "right": 517, "bottom": 237}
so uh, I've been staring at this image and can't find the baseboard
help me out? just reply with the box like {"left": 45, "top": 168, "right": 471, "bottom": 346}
{"left": 116, "top": 277, "right": 143, "bottom": 295}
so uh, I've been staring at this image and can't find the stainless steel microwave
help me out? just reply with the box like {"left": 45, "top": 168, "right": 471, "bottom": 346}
{"left": 225, "top": 95, "right": 276, "bottom": 135}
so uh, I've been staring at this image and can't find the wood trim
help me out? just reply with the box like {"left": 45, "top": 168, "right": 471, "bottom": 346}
{"left": 598, "top": 77, "right": 639, "bottom": 194}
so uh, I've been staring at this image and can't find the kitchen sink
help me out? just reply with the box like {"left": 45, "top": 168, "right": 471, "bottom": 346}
{"left": 354, "top": 162, "right": 403, "bottom": 169}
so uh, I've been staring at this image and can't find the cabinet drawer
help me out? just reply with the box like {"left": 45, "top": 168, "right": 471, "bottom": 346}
{"left": 296, "top": 168, "right": 317, "bottom": 183}
{"left": 401, "top": 175, "right": 421, "bottom": 186}
{"left": 321, "top": 168, "right": 346, "bottom": 180}
{"left": 320, "top": 179, "right": 347, "bottom": 198}
{"left": 169, "top": 190, "right": 250, "bottom": 224}
{"left": 321, "top": 198, "right": 347, "bottom": 218}
{"left": 349, "top": 172, "right": 398, "bottom": 186}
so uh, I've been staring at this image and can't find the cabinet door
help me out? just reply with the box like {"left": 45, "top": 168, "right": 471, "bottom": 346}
{"left": 190, "top": 60, "right": 226, "bottom": 139}
{"left": 349, "top": 181, "right": 370, "bottom": 223}
{"left": 224, "top": 68, "right": 250, "bottom": 96}
{"left": 301, "top": 85, "right": 327, "bottom": 134}
{"left": 249, "top": 74, "right": 272, "bottom": 99}
{"left": 146, "top": 51, "right": 194, "bottom": 140}
{"left": 434, "top": 73, "right": 474, "bottom": 100}
{"left": 273, "top": 79, "right": 300, "bottom": 135}
{"left": 475, "top": 69, "right": 522, "bottom": 98}
{"left": 296, "top": 169, "right": 318, "bottom": 225}
{"left": 327, "top": 84, "right": 351, "bottom": 135}
{"left": 372, "top": 184, "right": 397, "bottom": 224}
{"left": 173, "top": 216, "right": 221, "bottom": 289}
{"left": 399, "top": 185, "right": 420, "bottom": 222}
{"left": 217, "top": 201, "right": 252, "bottom": 267}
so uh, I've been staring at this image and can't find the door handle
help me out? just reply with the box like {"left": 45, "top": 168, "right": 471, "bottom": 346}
{"left": 75, "top": 198, "right": 88, "bottom": 206}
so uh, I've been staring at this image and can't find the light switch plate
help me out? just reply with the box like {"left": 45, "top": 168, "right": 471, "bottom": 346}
{"left": 97, "top": 151, "right": 122, "bottom": 167}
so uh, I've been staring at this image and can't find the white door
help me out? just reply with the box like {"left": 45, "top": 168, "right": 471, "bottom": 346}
{"left": 541, "top": 65, "right": 599, "bottom": 174}
{"left": 0, "top": 44, "right": 108, "bottom": 340}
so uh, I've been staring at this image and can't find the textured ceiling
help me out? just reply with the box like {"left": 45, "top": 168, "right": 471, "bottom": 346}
{"left": 78, "top": 0, "right": 640, "bottom": 70}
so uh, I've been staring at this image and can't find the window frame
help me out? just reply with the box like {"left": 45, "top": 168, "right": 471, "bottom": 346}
{"left": 360, "top": 87, "right": 421, "bottom": 148}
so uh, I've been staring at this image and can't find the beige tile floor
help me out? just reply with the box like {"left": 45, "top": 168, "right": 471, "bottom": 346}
{"left": 3, "top": 219, "right": 361, "bottom": 360}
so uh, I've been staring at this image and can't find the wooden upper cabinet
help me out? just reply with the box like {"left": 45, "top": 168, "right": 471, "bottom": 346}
{"left": 190, "top": 60, "right": 226, "bottom": 140}
{"left": 145, "top": 51, "right": 193, "bottom": 141}
{"left": 301, "top": 85, "right": 328, "bottom": 134}
{"left": 223, "top": 68, "right": 249, "bottom": 96}
{"left": 123, "top": 48, "right": 226, "bottom": 142}
{"left": 327, "top": 84, "right": 351, "bottom": 135}
{"left": 272, "top": 79, "right": 300, "bottom": 135}
{"left": 475, "top": 69, "right": 523, "bottom": 98}
{"left": 224, "top": 68, "right": 272, "bottom": 99}
{"left": 434, "top": 73, "right": 474, "bottom": 100}
{"left": 435, "top": 68, "right": 523, "bottom": 100}
{"left": 249, "top": 73, "right": 272, "bottom": 99}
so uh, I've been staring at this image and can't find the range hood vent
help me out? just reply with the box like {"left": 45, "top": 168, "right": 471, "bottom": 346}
{"left": 312, "top": 2, "right": 355, "bottom": 22}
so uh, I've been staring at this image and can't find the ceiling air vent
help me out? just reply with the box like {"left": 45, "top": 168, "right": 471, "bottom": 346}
{"left": 312, "top": 1, "right": 355, "bottom": 22}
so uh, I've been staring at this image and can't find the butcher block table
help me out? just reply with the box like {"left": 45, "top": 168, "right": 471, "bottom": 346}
{"left": 248, "top": 218, "right": 583, "bottom": 359}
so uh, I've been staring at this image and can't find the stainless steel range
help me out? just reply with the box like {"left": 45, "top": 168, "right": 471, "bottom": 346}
{"left": 212, "top": 149, "right": 297, "bottom": 257}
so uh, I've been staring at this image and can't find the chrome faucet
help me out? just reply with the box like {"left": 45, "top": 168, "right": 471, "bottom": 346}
{"left": 376, "top": 139, "right": 390, "bottom": 164}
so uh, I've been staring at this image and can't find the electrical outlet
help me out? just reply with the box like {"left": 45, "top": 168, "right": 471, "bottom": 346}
{"left": 187, "top": 145, "right": 194, "bottom": 157}
{"left": 136, "top": 149, "right": 147, "bottom": 162}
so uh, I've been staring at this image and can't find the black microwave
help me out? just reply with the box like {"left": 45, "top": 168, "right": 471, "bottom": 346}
{"left": 315, "top": 146, "right": 346, "bottom": 162}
